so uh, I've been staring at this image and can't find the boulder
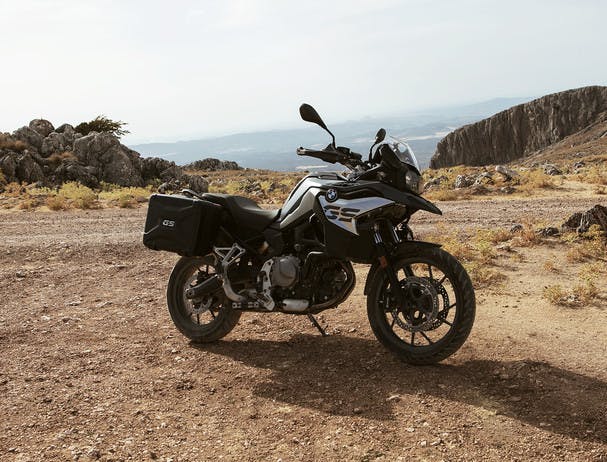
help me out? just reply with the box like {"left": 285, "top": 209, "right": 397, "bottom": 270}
{"left": 562, "top": 205, "right": 607, "bottom": 234}
{"left": 74, "top": 132, "right": 143, "bottom": 186}
{"left": 141, "top": 157, "right": 183, "bottom": 182}
{"left": 543, "top": 164, "right": 562, "bottom": 176}
{"left": 15, "top": 152, "right": 45, "bottom": 183}
{"left": 536, "top": 227, "right": 560, "bottom": 237}
{"left": 183, "top": 174, "right": 209, "bottom": 193}
{"left": 454, "top": 174, "right": 474, "bottom": 189}
{"left": 495, "top": 165, "right": 519, "bottom": 180}
{"left": 29, "top": 119, "right": 55, "bottom": 137}
{"left": 54, "top": 162, "right": 99, "bottom": 189}
{"left": 573, "top": 161, "right": 585, "bottom": 170}
{"left": 12, "top": 126, "right": 44, "bottom": 150}
{"left": 41, "top": 132, "right": 71, "bottom": 157}
{"left": 0, "top": 154, "right": 17, "bottom": 182}
{"left": 474, "top": 172, "right": 494, "bottom": 185}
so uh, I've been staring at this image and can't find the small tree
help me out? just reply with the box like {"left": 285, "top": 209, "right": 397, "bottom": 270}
{"left": 75, "top": 115, "right": 130, "bottom": 138}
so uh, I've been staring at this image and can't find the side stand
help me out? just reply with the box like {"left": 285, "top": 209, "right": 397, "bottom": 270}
{"left": 307, "top": 314, "right": 328, "bottom": 337}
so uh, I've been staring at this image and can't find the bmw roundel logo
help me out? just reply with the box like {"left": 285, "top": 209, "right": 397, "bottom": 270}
{"left": 326, "top": 188, "right": 338, "bottom": 202}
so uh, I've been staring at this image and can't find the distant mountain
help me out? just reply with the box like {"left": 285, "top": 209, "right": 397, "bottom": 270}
{"left": 130, "top": 97, "right": 532, "bottom": 171}
{"left": 430, "top": 86, "right": 607, "bottom": 168}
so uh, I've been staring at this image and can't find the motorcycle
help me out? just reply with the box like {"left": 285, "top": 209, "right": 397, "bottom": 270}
{"left": 143, "top": 104, "right": 475, "bottom": 365}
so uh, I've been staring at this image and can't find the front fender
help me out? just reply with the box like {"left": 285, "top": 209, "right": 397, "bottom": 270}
{"left": 363, "top": 240, "right": 442, "bottom": 295}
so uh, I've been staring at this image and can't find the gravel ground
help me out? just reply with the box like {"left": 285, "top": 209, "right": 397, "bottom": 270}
{"left": 1, "top": 197, "right": 606, "bottom": 461}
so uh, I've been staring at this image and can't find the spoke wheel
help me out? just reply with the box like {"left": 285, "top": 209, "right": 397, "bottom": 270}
{"left": 167, "top": 256, "right": 241, "bottom": 343}
{"left": 367, "top": 246, "right": 475, "bottom": 365}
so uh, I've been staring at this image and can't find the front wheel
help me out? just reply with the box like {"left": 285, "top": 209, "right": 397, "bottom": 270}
{"left": 167, "top": 256, "right": 241, "bottom": 343}
{"left": 367, "top": 246, "right": 475, "bottom": 365}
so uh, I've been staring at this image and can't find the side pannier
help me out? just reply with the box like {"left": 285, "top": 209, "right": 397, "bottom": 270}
{"left": 143, "top": 194, "right": 223, "bottom": 256}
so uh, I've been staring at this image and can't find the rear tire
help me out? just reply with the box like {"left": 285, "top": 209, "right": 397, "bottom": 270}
{"left": 167, "top": 256, "right": 241, "bottom": 343}
{"left": 367, "top": 246, "right": 475, "bottom": 365}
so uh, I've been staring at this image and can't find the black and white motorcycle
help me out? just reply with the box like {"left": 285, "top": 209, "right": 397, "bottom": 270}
{"left": 144, "top": 104, "right": 475, "bottom": 364}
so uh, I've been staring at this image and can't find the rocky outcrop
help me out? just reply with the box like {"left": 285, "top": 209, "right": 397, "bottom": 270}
{"left": 0, "top": 119, "right": 210, "bottom": 193}
{"left": 562, "top": 205, "right": 607, "bottom": 234}
{"left": 184, "top": 158, "right": 241, "bottom": 171}
{"left": 430, "top": 86, "right": 607, "bottom": 168}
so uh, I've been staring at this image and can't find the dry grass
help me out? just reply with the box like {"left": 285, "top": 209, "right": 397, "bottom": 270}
{"left": 543, "top": 281, "right": 600, "bottom": 307}
{"left": 46, "top": 195, "right": 67, "bottom": 211}
{"left": 563, "top": 225, "right": 607, "bottom": 262}
{"left": 47, "top": 151, "right": 77, "bottom": 166}
{"left": 574, "top": 164, "right": 607, "bottom": 186}
{"left": 514, "top": 169, "right": 560, "bottom": 195}
{"left": 593, "top": 185, "right": 607, "bottom": 195}
{"left": 424, "top": 189, "right": 471, "bottom": 201}
{"left": 53, "top": 182, "right": 97, "bottom": 209}
{"left": 0, "top": 133, "right": 28, "bottom": 152}
{"left": 98, "top": 184, "right": 153, "bottom": 208}
{"left": 543, "top": 260, "right": 559, "bottom": 273}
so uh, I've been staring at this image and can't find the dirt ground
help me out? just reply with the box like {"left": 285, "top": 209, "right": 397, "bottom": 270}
{"left": 1, "top": 196, "right": 606, "bottom": 461}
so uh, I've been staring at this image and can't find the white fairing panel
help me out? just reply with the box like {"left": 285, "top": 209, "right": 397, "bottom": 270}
{"left": 279, "top": 187, "right": 321, "bottom": 228}
{"left": 318, "top": 196, "right": 394, "bottom": 235}
{"left": 279, "top": 176, "right": 341, "bottom": 228}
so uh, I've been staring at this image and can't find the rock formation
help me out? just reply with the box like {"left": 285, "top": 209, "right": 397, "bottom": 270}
{"left": 184, "top": 158, "right": 241, "bottom": 171}
{"left": 430, "top": 86, "right": 607, "bottom": 168}
{"left": 0, "top": 119, "right": 210, "bottom": 192}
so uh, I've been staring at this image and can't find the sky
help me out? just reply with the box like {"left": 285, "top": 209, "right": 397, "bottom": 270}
{"left": 1, "top": 0, "right": 606, "bottom": 144}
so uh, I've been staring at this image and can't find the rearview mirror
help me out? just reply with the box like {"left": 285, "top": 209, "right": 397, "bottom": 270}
{"left": 375, "top": 128, "right": 386, "bottom": 144}
{"left": 299, "top": 103, "right": 327, "bottom": 130}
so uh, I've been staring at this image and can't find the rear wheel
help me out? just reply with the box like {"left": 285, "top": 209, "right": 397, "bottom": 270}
{"left": 367, "top": 246, "right": 475, "bottom": 365}
{"left": 167, "top": 256, "right": 241, "bottom": 343}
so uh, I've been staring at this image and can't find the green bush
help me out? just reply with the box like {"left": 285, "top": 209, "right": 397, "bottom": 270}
{"left": 75, "top": 116, "right": 130, "bottom": 138}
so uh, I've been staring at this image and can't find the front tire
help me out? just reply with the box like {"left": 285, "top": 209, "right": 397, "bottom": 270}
{"left": 367, "top": 246, "right": 475, "bottom": 365}
{"left": 167, "top": 256, "right": 241, "bottom": 343}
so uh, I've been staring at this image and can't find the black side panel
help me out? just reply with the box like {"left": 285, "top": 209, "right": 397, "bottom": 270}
{"left": 363, "top": 240, "right": 442, "bottom": 294}
{"left": 143, "top": 194, "right": 223, "bottom": 256}
{"left": 313, "top": 200, "right": 376, "bottom": 264}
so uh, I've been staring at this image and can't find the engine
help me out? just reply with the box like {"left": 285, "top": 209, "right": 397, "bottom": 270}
{"left": 257, "top": 254, "right": 355, "bottom": 313}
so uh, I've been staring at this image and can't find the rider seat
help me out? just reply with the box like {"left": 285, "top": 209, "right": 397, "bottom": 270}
{"left": 202, "top": 193, "right": 280, "bottom": 231}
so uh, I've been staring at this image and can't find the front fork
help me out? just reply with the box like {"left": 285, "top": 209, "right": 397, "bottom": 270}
{"left": 372, "top": 222, "right": 408, "bottom": 312}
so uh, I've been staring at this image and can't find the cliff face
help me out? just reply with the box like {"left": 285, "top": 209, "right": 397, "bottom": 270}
{"left": 430, "top": 86, "right": 607, "bottom": 168}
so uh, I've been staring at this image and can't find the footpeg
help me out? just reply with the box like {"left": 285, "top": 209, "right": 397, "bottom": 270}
{"left": 232, "top": 301, "right": 261, "bottom": 310}
{"left": 307, "top": 314, "right": 328, "bottom": 337}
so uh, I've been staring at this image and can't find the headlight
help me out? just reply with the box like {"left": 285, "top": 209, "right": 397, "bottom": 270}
{"left": 405, "top": 170, "right": 422, "bottom": 194}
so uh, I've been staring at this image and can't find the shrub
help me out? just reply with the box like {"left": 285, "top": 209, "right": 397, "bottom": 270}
{"left": 543, "top": 281, "right": 599, "bottom": 307}
{"left": 515, "top": 169, "right": 560, "bottom": 195}
{"left": 465, "top": 262, "right": 506, "bottom": 289}
{"left": 543, "top": 285, "right": 568, "bottom": 305}
{"left": 57, "top": 182, "right": 97, "bottom": 209}
{"left": 543, "top": 260, "right": 559, "bottom": 273}
{"left": 46, "top": 195, "right": 67, "bottom": 210}
{"left": 18, "top": 198, "right": 36, "bottom": 210}
{"left": 98, "top": 186, "right": 151, "bottom": 207}
{"left": 0, "top": 133, "right": 27, "bottom": 152}
{"left": 118, "top": 193, "right": 137, "bottom": 208}
{"left": 75, "top": 115, "right": 130, "bottom": 138}
{"left": 47, "top": 151, "right": 76, "bottom": 166}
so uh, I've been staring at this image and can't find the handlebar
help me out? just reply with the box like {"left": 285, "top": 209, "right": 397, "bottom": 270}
{"left": 297, "top": 146, "right": 363, "bottom": 166}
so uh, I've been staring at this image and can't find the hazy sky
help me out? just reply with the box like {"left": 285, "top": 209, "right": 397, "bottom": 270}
{"left": 1, "top": 0, "right": 605, "bottom": 143}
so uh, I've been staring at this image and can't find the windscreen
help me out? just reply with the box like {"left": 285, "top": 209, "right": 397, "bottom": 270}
{"left": 387, "top": 135, "right": 420, "bottom": 172}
